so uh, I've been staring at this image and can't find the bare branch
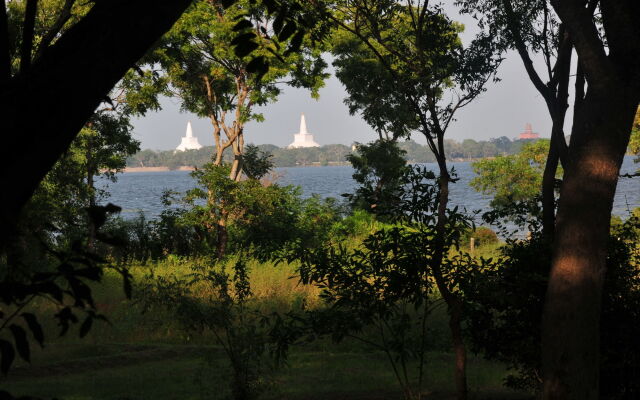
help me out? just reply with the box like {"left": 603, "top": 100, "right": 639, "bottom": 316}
{"left": 501, "top": 0, "right": 553, "bottom": 102}
{"left": 552, "top": 40, "right": 572, "bottom": 166}
{"left": 542, "top": 2, "right": 553, "bottom": 81}
{"left": 574, "top": 61, "right": 585, "bottom": 112}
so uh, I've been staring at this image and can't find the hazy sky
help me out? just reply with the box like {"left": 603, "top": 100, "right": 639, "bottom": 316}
{"left": 131, "top": 8, "right": 567, "bottom": 151}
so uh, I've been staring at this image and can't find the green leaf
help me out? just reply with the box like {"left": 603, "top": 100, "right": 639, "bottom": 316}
{"left": 286, "top": 30, "right": 305, "bottom": 55}
{"left": 230, "top": 32, "right": 256, "bottom": 46}
{"left": 234, "top": 41, "right": 260, "bottom": 58}
{"left": 56, "top": 307, "right": 77, "bottom": 337}
{"left": 0, "top": 339, "right": 15, "bottom": 375}
{"left": 232, "top": 19, "right": 253, "bottom": 32}
{"left": 278, "top": 21, "right": 297, "bottom": 41}
{"left": 220, "top": 0, "right": 236, "bottom": 8}
{"left": 8, "top": 325, "right": 29, "bottom": 363}
{"left": 21, "top": 313, "right": 44, "bottom": 347}
{"left": 79, "top": 316, "right": 93, "bottom": 338}
{"left": 246, "top": 56, "right": 268, "bottom": 76}
{"left": 273, "top": 12, "right": 285, "bottom": 36}
{"left": 123, "top": 271, "right": 133, "bottom": 299}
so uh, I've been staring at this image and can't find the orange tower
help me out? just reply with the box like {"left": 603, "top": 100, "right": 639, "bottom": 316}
{"left": 518, "top": 123, "right": 540, "bottom": 140}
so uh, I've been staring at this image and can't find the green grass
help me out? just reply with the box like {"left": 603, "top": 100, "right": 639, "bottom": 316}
{"left": 2, "top": 343, "right": 529, "bottom": 400}
{"left": 4, "top": 352, "right": 213, "bottom": 400}
{"left": 2, "top": 233, "right": 529, "bottom": 400}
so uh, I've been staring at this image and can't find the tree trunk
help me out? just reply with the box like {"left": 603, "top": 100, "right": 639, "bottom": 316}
{"left": 541, "top": 37, "right": 571, "bottom": 241}
{"left": 541, "top": 143, "right": 558, "bottom": 238}
{"left": 229, "top": 132, "right": 244, "bottom": 181}
{"left": 0, "top": 0, "right": 192, "bottom": 245}
{"left": 541, "top": 87, "right": 638, "bottom": 400}
{"left": 230, "top": 154, "right": 243, "bottom": 182}
{"left": 87, "top": 164, "right": 96, "bottom": 249}
{"left": 449, "top": 298, "right": 467, "bottom": 400}
{"left": 214, "top": 146, "right": 224, "bottom": 165}
{"left": 431, "top": 164, "right": 468, "bottom": 400}
{"left": 541, "top": 125, "right": 561, "bottom": 239}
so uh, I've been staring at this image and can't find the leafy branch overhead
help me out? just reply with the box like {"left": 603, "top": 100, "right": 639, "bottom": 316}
{"left": 222, "top": 0, "right": 332, "bottom": 78}
{"left": 0, "top": 204, "right": 131, "bottom": 376}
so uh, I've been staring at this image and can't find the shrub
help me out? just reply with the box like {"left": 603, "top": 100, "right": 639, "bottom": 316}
{"left": 462, "top": 212, "right": 640, "bottom": 396}
{"left": 461, "top": 226, "right": 498, "bottom": 247}
{"left": 281, "top": 166, "right": 478, "bottom": 400}
{"left": 346, "top": 140, "right": 410, "bottom": 216}
{"left": 138, "top": 256, "right": 293, "bottom": 400}
{"left": 330, "top": 209, "right": 379, "bottom": 239}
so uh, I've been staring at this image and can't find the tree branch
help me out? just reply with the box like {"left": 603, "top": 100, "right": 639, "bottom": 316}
{"left": 34, "top": 0, "right": 76, "bottom": 61}
{"left": 552, "top": 41, "right": 571, "bottom": 166}
{"left": 20, "top": 0, "right": 39, "bottom": 74}
{"left": 574, "top": 61, "right": 585, "bottom": 113}
{"left": 542, "top": 2, "right": 553, "bottom": 81}
{"left": 0, "top": 0, "right": 10, "bottom": 82}
{"left": 550, "top": 0, "right": 613, "bottom": 91}
{"left": 547, "top": 24, "right": 570, "bottom": 89}
{"left": 501, "top": 0, "right": 553, "bottom": 102}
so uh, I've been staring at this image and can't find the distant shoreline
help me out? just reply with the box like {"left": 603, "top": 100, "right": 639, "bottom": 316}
{"left": 122, "top": 161, "right": 352, "bottom": 172}
{"left": 123, "top": 166, "right": 195, "bottom": 173}
{"left": 122, "top": 160, "right": 483, "bottom": 173}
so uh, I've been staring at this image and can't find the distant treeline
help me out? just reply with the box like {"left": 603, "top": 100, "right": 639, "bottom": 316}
{"left": 127, "top": 137, "right": 535, "bottom": 169}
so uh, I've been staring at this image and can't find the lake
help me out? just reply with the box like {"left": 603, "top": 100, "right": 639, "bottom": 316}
{"left": 100, "top": 156, "right": 640, "bottom": 221}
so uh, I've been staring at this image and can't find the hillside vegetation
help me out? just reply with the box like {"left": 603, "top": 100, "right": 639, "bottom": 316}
{"left": 127, "top": 138, "right": 533, "bottom": 169}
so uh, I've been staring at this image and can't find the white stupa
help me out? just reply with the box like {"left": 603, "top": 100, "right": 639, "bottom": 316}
{"left": 287, "top": 114, "right": 320, "bottom": 148}
{"left": 175, "top": 121, "right": 203, "bottom": 151}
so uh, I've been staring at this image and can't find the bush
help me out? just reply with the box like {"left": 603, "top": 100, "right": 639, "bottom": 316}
{"left": 462, "top": 212, "right": 640, "bottom": 397}
{"left": 138, "top": 256, "right": 293, "bottom": 400}
{"left": 281, "top": 166, "right": 478, "bottom": 400}
{"left": 461, "top": 226, "right": 498, "bottom": 247}
{"left": 101, "top": 209, "right": 211, "bottom": 262}
{"left": 330, "top": 209, "right": 379, "bottom": 239}
{"left": 346, "top": 140, "right": 410, "bottom": 216}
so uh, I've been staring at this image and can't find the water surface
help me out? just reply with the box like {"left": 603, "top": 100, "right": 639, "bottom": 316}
{"left": 100, "top": 157, "right": 639, "bottom": 221}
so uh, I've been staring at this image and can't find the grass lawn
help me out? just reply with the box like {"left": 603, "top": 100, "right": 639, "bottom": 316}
{"left": 1, "top": 241, "right": 526, "bottom": 400}
{"left": 1, "top": 343, "right": 531, "bottom": 400}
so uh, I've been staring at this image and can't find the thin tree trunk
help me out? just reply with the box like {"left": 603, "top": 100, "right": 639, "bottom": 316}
{"left": 448, "top": 298, "right": 467, "bottom": 400}
{"left": 214, "top": 146, "right": 224, "bottom": 165}
{"left": 19, "top": 0, "right": 38, "bottom": 73}
{"left": 0, "top": 0, "right": 11, "bottom": 83}
{"left": 541, "top": 88, "right": 637, "bottom": 400}
{"left": 87, "top": 168, "right": 96, "bottom": 249}
{"left": 85, "top": 132, "right": 97, "bottom": 249}
{"left": 541, "top": 126, "right": 561, "bottom": 239}
{"left": 431, "top": 162, "right": 468, "bottom": 400}
{"left": 541, "top": 34, "right": 571, "bottom": 241}
{"left": 230, "top": 154, "right": 243, "bottom": 181}
{"left": 229, "top": 131, "right": 244, "bottom": 181}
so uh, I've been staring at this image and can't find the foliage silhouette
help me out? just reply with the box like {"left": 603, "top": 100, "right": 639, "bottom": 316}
{"left": 0, "top": 204, "right": 131, "bottom": 376}
{"left": 345, "top": 140, "right": 410, "bottom": 217}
